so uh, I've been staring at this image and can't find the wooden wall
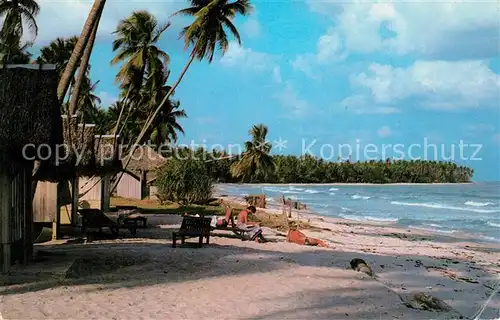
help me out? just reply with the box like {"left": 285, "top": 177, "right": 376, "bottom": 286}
{"left": 116, "top": 172, "right": 141, "bottom": 199}
{"left": 79, "top": 176, "right": 102, "bottom": 209}
{"left": 0, "top": 167, "right": 32, "bottom": 272}
{"left": 33, "top": 181, "right": 58, "bottom": 223}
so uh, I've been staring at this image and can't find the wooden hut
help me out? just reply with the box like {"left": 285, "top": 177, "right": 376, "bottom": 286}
{"left": 0, "top": 64, "right": 64, "bottom": 272}
{"left": 32, "top": 115, "right": 122, "bottom": 238}
{"left": 115, "top": 145, "right": 166, "bottom": 200}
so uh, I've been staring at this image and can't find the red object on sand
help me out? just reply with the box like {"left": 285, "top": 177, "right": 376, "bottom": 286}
{"left": 287, "top": 230, "right": 329, "bottom": 248}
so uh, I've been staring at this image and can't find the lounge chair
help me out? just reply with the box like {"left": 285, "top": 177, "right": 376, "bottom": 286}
{"left": 172, "top": 215, "right": 212, "bottom": 248}
{"left": 79, "top": 208, "right": 138, "bottom": 237}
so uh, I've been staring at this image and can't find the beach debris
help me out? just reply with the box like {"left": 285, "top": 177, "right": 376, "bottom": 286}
{"left": 402, "top": 292, "right": 463, "bottom": 318}
{"left": 350, "top": 258, "right": 374, "bottom": 277}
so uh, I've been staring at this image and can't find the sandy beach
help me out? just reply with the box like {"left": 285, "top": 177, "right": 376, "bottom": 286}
{"left": 1, "top": 199, "right": 499, "bottom": 319}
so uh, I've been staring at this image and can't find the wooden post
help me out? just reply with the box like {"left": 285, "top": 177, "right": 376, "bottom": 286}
{"left": 53, "top": 181, "right": 63, "bottom": 240}
{"left": 0, "top": 171, "right": 12, "bottom": 272}
{"left": 100, "top": 174, "right": 110, "bottom": 211}
{"left": 23, "top": 166, "right": 33, "bottom": 264}
{"left": 70, "top": 176, "right": 79, "bottom": 226}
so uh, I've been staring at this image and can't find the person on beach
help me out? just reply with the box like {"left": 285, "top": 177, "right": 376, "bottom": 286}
{"left": 237, "top": 206, "right": 267, "bottom": 242}
{"left": 216, "top": 199, "right": 232, "bottom": 227}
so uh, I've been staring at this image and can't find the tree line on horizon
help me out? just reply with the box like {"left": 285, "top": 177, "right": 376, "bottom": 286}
{"left": 154, "top": 123, "right": 474, "bottom": 204}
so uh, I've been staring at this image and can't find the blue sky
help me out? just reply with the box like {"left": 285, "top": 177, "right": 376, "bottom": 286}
{"left": 32, "top": 0, "right": 500, "bottom": 181}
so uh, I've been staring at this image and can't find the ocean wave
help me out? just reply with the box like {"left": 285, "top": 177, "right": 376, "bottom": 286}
{"left": 340, "top": 214, "right": 398, "bottom": 223}
{"left": 391, "top": 201, "right": 500, "bottom": 214}
{"left": 408, "top": 225, "right": 456, "bottom": 234}
{"left": 352, "top": 195, "right": 371, "bottom": 200}
{"left": 329, "top": 192, "right": 336, "bottom": 196}
{"left": 290, "top": 186, "right": 305, "bottom": 191}
{"left": 487, "top": 221, "right": 500, "bottom": 228}
{"left": 329, "top": 187, "right": 339, "bottom": 191}
{"left": 304, "top": 189, "right": 320, "bottom": 194}
{"left": 464, "top": 201, "right": 495, "bottom": 207}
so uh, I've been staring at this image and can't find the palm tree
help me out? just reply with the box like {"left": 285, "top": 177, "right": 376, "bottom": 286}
{"left": 57, "top": 0, "right": 106, "bottom": 103}
{"left": 0, "top": 0, "right": 40, "bottom": 44}
{"left": 149, "top": 99, "right": 187, "bottom": 149}
{"left": 67, "top": 4, "right": 103, "bottom": 116}
{"left": 0, "top": 39, "right": 31, "bottom": 63}
{"left": 110, "top": 10, "right": 171, "bottom": 134}
{"left": 37, "top": 37, "right": 79, "bottom": 76}
{"left": 120, "top": 0, "right": 253, "bottom": 171}
{"left": 230, "top": 124, "right": 275, "bottom": 182}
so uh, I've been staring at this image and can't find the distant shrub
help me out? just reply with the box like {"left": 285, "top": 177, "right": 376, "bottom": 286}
{"left": 155, "top": 158, "right": 214, "bottom": 205}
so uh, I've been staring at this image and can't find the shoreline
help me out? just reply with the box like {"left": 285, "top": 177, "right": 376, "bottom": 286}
{"left": 216, "top": 193, "right": 500, "bottom": 245}
{"left": 219, "top": 182, "right": 476, "bottom": 186}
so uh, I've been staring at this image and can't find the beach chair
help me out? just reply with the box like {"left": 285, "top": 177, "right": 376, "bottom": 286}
{"left": 79, "top": 208, "right": 138, "bottom": 237}
{"left": 172, "top": 216, "right": 212, "bottom": 248}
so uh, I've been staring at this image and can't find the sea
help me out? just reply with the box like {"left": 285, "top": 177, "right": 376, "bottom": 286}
{"left": 216, "top": 182, "right": 500, "bottom": 243}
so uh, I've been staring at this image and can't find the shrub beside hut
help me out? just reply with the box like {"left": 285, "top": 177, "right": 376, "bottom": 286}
{"left": 0, "top": 64, "right": 64, "bottom": 272}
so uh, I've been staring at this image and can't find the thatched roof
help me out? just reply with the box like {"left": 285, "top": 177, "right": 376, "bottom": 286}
{"left": 34, "top": 117, "right": 122, "bottom": 180}
{"left": 0, "top": 64, "right": 63, "bottom": 172}
{"left": 122, "top": 145, "right": 166, "bottom": 173}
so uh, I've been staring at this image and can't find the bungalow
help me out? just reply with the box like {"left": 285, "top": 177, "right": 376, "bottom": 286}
{"left": 114, "top": 145, "right": 166, "bottom": 200}
{"left": 0, "top": 64, "right": 64, "bottom": 272}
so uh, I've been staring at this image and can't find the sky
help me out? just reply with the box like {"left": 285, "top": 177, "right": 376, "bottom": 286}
{"left": 30, "top": 0, "right": 500, "bottom": 181}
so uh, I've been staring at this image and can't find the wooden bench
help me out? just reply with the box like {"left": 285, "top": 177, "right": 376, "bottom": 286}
{"left": 79, "top": 208, "right": 138, "bottom": 237}
{"left": 172, "top": 216, "right": 211, "bottom": 248}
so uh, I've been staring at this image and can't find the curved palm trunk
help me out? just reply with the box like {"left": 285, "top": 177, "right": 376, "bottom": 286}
{"left": 57, "top": 0, "right": 106, "bottom": 104}
{"left": 110, "top": 51, "right": 197, "bottom": 195}
{"left": 68, "top": 3, "right": 103, "bottom": 116}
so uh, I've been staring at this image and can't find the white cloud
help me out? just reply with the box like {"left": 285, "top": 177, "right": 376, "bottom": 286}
{"left": 275, "top": 83, "right": 313, "bottom": 117}
{"left": 290, "top": 54, "right": 318, "bottom": 79}
{"left": 377, "top": 126, "right": 392, "bottom": 138}
{"left": 97, "top": 91, "right": 117, "bottom": 108}
{"left": 242, "top": 18, "right": 261, "bottom": 38}
{"left": 272, "top": 66, "right": 282, "bottom": 84}
{"left": 307, "top": 1, "right": 499, "bottom": 61}
{"left": 26, "top": 0, "right": 184, "bottom": 45}
{"left": 220, "top": 41, "right": 274, "bottom": 71}
{"left": 350, "top": 60, "right": 500, "bottom": 110}
{"left": 340, "top": 95, "right": 400, "bottom": 114}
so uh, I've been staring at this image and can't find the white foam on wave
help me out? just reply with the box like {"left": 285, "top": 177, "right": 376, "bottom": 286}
{"left": 487, "top": 221, "right": 500, "bottom": 228}
{"left": 290, "top": 186, "right": 305, "bottom": 191}
{"left": 464, "top": 201, "right": 495, "bottom": 207}
{"left": 408, "top": 225, "right": 456, "bottom": 234}
{"left": 391, "top": 201, "right": 500, "bottom": 214}
{"left": 329, "top": 187, "right": 339, "bottom": 191}
{"left": 352, "top": 195, "right": 371, "bottom": 200}
{"left": 340, "top": 214, "right": 398, "bottom": 223}
{"left": 304, "top": 189, "right": 320, "bottom": 194}
{"left": 329, "top": 192, "right": 336, "bottom": 196}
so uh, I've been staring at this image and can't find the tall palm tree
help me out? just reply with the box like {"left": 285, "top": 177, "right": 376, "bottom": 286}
{"left": 57, "top": 0, "right": 106, "bottom": 103}
{"left": 110, "top": 10, "right": 171, "bottom": 134}
{"left": 230, "top": 124, "right": 275, "bottom": 182}
{"left": 0, "top": 39, "right": 31, "bottom": 63}
{"left": 120, "top": 0, "right": 253, "bottom": 173}
{"left": 67, "top": 3, "right": 103, "bottom": 116}
{"left": 0, "top": 0, "right": 40, "bottom": 44}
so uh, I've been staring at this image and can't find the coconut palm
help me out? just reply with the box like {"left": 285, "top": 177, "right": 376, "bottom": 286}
{"left": 37, "top": 37, "right": 79, "bottom": 76}
{"left": 110, "top": 10, "right": 171, "bottom": 134}
{"left": 0, "top": 0, "right": 40, "bottom": 44}
{"left": 0, "top": 39, "right": 31, "bottom": 63}
{"left": 120, "top": 0, "right": 253, "bottom": 172}
{"left": 230, "top": 124, "right": 275, "bottom": 182}
{"left": 57, "top": 0, "right": 106, "bottom": 103}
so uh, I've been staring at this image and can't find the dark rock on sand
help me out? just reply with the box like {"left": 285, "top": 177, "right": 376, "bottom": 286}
{"left": 350, "top": 258, "right": 374, "bottom": 277}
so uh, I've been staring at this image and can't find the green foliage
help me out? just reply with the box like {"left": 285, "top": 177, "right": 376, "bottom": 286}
{"left": 230, "top": 124, "right": 275, "bottom": 182}
{"left": 155, "top": 157, "right": 214, "bottom": 205}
